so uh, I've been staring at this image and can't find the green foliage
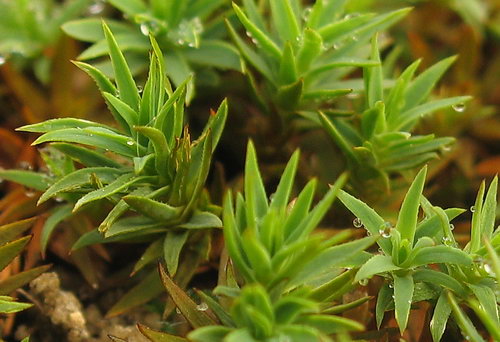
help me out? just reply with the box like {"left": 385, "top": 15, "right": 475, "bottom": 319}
{"left": 228, "top": 0, "right": 409, "bottom": 113}
{"left": 339, "top": 169, "right": 499, "bottom": 340}
{"left": 7, "top": 24, "right": 227, "bottom": 304}
{"left": 62, "top": 0, "right": 241, "bottom": 91}
{"left": 319, "top": 38, "right": 471, "bottom": 191}
{"left": 0, "top": 219, "right": 50, "bottom": 315}
{"left": 142, "top": 142, "right": 376, "bottom": 342}
{"left": 0, "top": 0, "right": 91, "bottom": 82}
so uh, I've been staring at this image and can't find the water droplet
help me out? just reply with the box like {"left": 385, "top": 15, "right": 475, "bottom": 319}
{"left": 177, "top": 39, "right": 185, "bottom": 46}
{"left": 196, "top": 302, "right": 208, "bottom": 311}
{"left": 358, "top": 278, "right": 368, "bottom": 286}
{"left": 18, "top": 161, "right": 33, "bottom": 170}
{"left": 353, "top": 218, "right": 363, "bottom": 228}
{"left": 0, "top": 55, "right": 6, "bottom": 66}
{"left": 175, "top": 307, "right": 181, "bottom": 314}
{"left": 302, "top": 7, "right": 312, "bottom": 21}
{"left": 25, "top": 191, "right": 36, "bottom": 198}
{"left": 408, "top": 300, "right": 412, "bottom": 304}
{"left": 483, "top": 263, "right": 493, "bottom": 275}
{"left": 55, "top": 197, "right": 64, "bottom": 203}
{"left": 388, "top": 283, "right": 394, "bottom": 289}
{"left": 391, "top": 295, "right": 395, "bottom": 300}
{"left": 188, "top": 42, "right": 195, "bottom": 48}
{"left": 449, "top": 224, "right": 454, "bottom": 231}
{"left": 465, "top": 336, "right": 470, "bottom": 341}
{"left": 87, "top": 0, "right": 105, "bottom": 15}
{"left": 245, "top": 31, "right": 252, "bottom": 38}
{"left": 140, "top": 23, "right": 150, "bottom": 36}
{"left": 470, "top": 205, "right": 475, "bottom": 213}
{"left": 442, "top": 237, "right": 453, "bottom": 246}
{"left": 452, "top": 103, "right": 466, "bottom": 112}
{"left": 137, "top": 85, "right": 143, "bottom": 93}
{"left": 126, "top": 140, "right": 135, "bottom": 146}
{"left": 378, "top": 222, "right": 392, "bottom": 238}
{"left": 347, "top": 92, "right": 360, "bottom": 99}
{"left": 192, "top": 17, "right": 203, "bottom": 33}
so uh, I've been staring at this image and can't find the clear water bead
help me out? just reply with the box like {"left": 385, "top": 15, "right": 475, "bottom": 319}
{"left": 378, "top": 222, "right": 392, "bottom": 238}
{"left": 88, "top": 0, "right": 105, "bottom": 15}
{"left": 140, "top": 23, "right": 150, "bottom": 36}
{"left": 470, "top": 205, "right": 475, "bottom": 212}
{"left": 358, "top": 278, "right": 368, "bottom": 286}
{"left": 126, "top": 140, "right": 135, "bottom": 146}
{"left": 353, "top": 217, "right": 363, "bottom": 228}
{"left": 196, "top": 302, "right": 208, "bottom": 311}
{"left": 452, "top": 103, "right": 466, "bottom": 112}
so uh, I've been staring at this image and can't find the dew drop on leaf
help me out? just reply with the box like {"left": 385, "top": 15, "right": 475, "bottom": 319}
{"left": 137, "top": 85, "right": 143, "bottom": 93}
{"left": 140, "top": 23, "right": 150, "bottom": 36}
{"left": 358, "top": 278, "right": 368, "bottom": 286}
{"left": 449, "top": 224, "right": 454, "bottom": 231}
{"left": 378, "top": 222, "right": 392, "bottom": 238}
{"left": 18, "top": 161, "right": 33, "bottom": 170}
{"left": 353, "top": 217, "right": 363, "bottom": 228}
{"left": 126, "top": 140, "right": 135, "bottom": 146}
{"left": 25, "top": 190, "right": 36, "bottom": 198}
{"left": 196, "top": 302, "right": 208, "bottom": 311}
{"left": 452, "top": 103, "right": 466, "bottom": 112}
{"left": 470, "top": 205, "right": 475, "bottom": 212}
{"left": 87, "top": 0, "right": 105, "bottom": 15}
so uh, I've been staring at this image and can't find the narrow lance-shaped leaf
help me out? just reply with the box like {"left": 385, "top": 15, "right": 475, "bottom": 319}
{"left": 102, "top": 21, "right": 140, "bottom": 111}
{"left": 430, "top": 291, "right": 451, "bottom": 342}
{"left": 403, "top": 55, "right": 457, "bottom": 110}
{"left": 269, "top": 0, "right": 300, "bottom": 43}
{"left": 337, "top": 190, "right": 392, "bottom": 254}
{"left": 393, "top": 274, "right": 414, "bottom": 333}
{"left": 158, "top": 264, "right": 216, "bottom": 328}
{"left": 396, "top": 166, "right": 427, "bottom": 245}
{"left": 355, "top": 255, "right": 400, "bottom": 282}
{"left": 41, "top": 204, "right": 73, "bottom": 256}
{"left": 244, "top": 141, "right": 269, "bottom": 228}
{"left": 164, "top": 231, "right": 189, "bottom": 277}
{"left": 232, "top": 3, "right": 282, "bottom": 60}
{"left": 0, "top": 236, "right": 31, "bottom": 272}
{"left": 38, "top": 167, "right": 125, "bottom": 205}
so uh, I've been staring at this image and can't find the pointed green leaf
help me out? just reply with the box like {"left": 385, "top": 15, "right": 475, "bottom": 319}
{"left": 393, "top": 274, "right": 414, "bottom": 333}
{"left": 73, "top": 173, "right": 149, "bottom": 211}
{"left": 32, "top": 127, "right": 144, "bottom": 157}
{"left": 159, "top": 264, "right": 216, "bottom": 328}
{"left": 122, "top": 196, "right": 182, "bottom": 223}
{"left": 102, "top": 21, "right": 140, "bottom": 111}
{"left": 138, "top": 323, "right": 188, "bottom": 342}
{"left": 106, "top": 269, "right": 163, "bottom": 318}
{"left": 376, "top": 283, "right": 392, "bottom": 329}
{"left": 0, "top": 236, "right": 31, "bottom": 272}
{"left": 338, "top": 190, "right": 391, "bottom": 254}
{"left": 404, "top": 56, "right": 457, "bottom": 110}
{"left": 164, "top": 231, "right": 189, "bottom": 277}
{"left": 0, "top": 218, "right": 36, "bottom": 246}
{"left": 0, "top": 265, "right": 51, "bottom": 295}
{"left": 41, "top": 205, "right": 72, "bottom": 256}
{"left": 232, "top": 3, "right": 281, "bottom": 60}
{"left": 355, "top": 255, "right": 400, "bottom": 282}
{"left": 396, "top": 166, "right": 427, "bottom": 245}
{"left": 177, "top": 211, "right": 222, "bottom": 230}
{"left": 430, "top": 291, "right": 451, "bottom": 342}
{"left": 51, "top": 143, "right": 122, "bottom": 168}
